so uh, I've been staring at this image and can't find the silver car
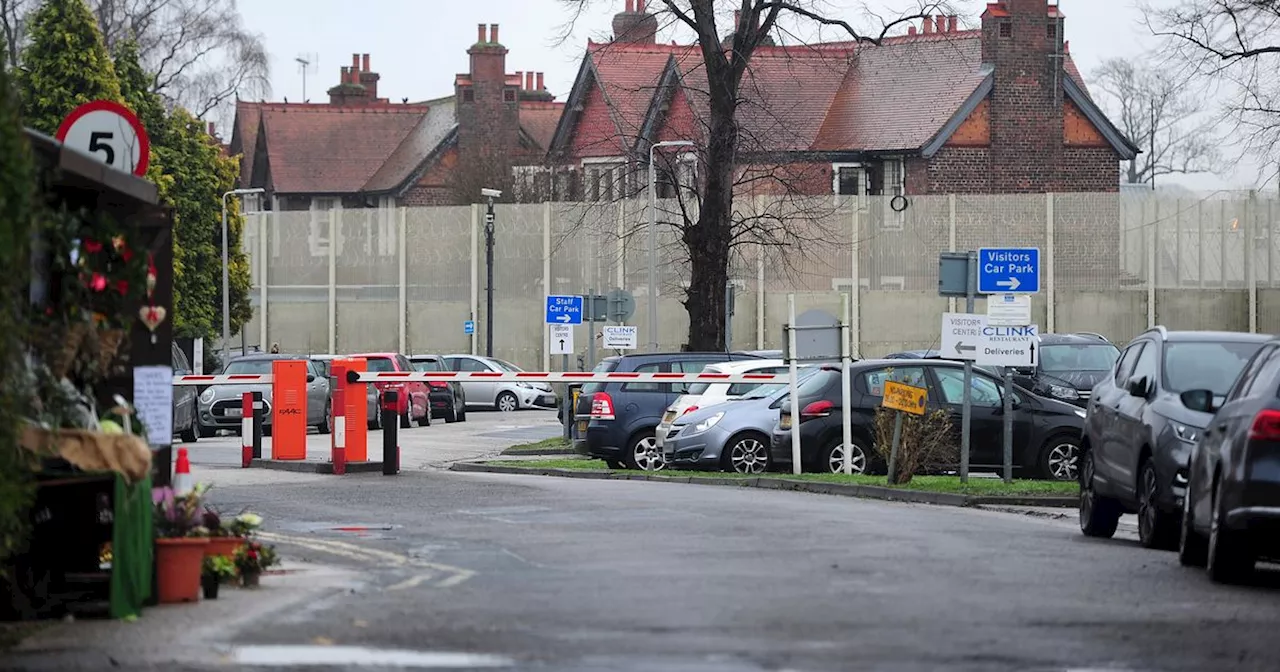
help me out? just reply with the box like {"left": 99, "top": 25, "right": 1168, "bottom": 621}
{"left": 663, "top": 377, "right": 808, "bottom": 474}
{"left": 199, "top": 355, "right": 332, "bottom": 436}
{"left": 443, "top": 355, "right": 556, "bottom": 412}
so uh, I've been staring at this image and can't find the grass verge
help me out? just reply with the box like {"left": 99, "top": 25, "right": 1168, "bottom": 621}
{"left": 500, "top": 436, "right": 575, "bottom": 455}
{"left": 481, "top": 457, "right": 1080, "bottom": 497}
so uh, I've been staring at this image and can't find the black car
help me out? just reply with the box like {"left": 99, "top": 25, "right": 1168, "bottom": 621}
{"left": 769, "top": 359, "right": 1087, "bottom": 478}
{"left": 409, "top": 354, "right": 466, "bottom": 423}
{"left": 573, "top": 351, "right": 763, "bottom": 470}
{"left": 1177, "top": 340, "right": 1280, "bottom": 583}
{"left": 1079, "top": 328, "right": 1269, "bottom": 550}
{"left": 991, "top": 333, "right": 1120, "bottom": 408}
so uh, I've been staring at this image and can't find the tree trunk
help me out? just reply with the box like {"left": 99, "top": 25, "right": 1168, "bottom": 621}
{"left": 683, "top": 96, "right": 736, "bottom": 352}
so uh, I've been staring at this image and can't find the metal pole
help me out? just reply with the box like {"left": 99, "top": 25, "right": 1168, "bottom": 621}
{"left": 724, "top": 280, "right": 733, "bottom": 353}
{"left": 562, "top": 353, "right": 571, "bottom": 441}
{"left": 587, "top": 287, "right": 596, "bottom": 369}
{"left": 961, "top": 250, "right": 977, "bottom": 483}
{"left": 840, "top": 292, "right": 853, "bottom": 475}
{"left": 787, "top": 294, "right": 801, "bottom": 475}
{"left": 382, "top": 391, "right": 399, "bottom": 475}
{"left": 888, "top": 412, "right": 903, "bottom": 484}
{"left": 648, "top": 143, "right": 658, "bottom": 352}
{"left": 1003, "top": 368, "right": 1014, "bottom": 483}
{"left": 485, "top": 200, "right": 495, "bottom": 358}
{"left": 221, "top": 192, "right": 230, "bottom": 360}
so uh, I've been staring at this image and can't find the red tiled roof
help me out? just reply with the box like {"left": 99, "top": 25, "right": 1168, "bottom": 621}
{"left": 363, "top": 99, "right": 457, "bottom": 193}
{"left": 588, "top": 41, "right": 691, "bottom": 144}
{"left": 519, "top": 101, "right": 565, "bottom": 150}
{"left": 231, "top": 101, "right": 262, "bottom": 185}
{"left": 259, "top": 104, "right": 429, "bottom": 193}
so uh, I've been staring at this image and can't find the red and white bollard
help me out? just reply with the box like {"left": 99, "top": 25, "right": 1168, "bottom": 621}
{"left": 331, "top": 362, "right": 347, "bottom": 476}
{"left": 241, "top": 392, "right": 253, "bottom": 468}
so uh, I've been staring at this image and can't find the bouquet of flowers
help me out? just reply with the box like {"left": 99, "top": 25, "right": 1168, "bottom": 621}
{"left": 227, "top": 512, "right": 263, "bottom": 537}
{"left": 152, "top": 484, "right": 208, "bottom": 538}
{"left": 233, "top": 540, "right": 278, "bottom": 586}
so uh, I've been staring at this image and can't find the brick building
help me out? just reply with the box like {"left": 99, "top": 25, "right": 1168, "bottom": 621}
{"left": 547, "top": 0, "right": 1138, "bottom": 200}
{"left": 229, "top": 25, "right": 564, "bottom": 216}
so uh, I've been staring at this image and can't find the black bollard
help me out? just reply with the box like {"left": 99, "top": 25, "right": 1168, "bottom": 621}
{"left": 251, "top": 391, "right": 264, "bottom": 459}
{"left": 382, "top": 390, "right": 399, "bottom": 475}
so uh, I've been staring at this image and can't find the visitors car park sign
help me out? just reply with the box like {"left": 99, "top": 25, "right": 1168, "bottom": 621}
{"left": 977, "top": 247, "right": 1039, "bottom": 294}
{"left": 940, "top": 313, "right": 1039, "bottom": 367}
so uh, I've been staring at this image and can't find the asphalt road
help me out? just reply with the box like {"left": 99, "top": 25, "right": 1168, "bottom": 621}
{"left": 24, "top": 468, "right": 1273, "bottom": 671}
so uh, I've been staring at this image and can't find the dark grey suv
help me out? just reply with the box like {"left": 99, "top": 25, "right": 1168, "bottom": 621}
{"left": 1079, "top": 327, "right": 1269, "bottom": 549}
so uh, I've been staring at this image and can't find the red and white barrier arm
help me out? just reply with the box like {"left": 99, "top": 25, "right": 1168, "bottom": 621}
{"left": 172, "top": 374, "right": 273, "bottom": 386}
{"left": 345, "top": 371, "right": 789, "bottom": 384}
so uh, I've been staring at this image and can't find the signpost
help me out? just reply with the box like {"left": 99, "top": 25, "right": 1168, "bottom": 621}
{"left": 601, "top": 325, "right": 638, "bottom": 350}
{"left": 545, "top": 295, "right": 584, "bottom": 325}
{"left": 549, "top": 324, "right": 573, "bottom": 355}
{"left": 882, "top": 380, "right": 927, "bottom": 484}
{"left": 977, "top": 247, "right": 1040, "bottom": 294}
{"left": 55, "top": 100, "right": 151, "bottom": 177}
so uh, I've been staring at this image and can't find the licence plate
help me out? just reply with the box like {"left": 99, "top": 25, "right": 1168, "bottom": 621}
{"left": 662, "top": 411, "right": 677, "bottom": 425}
{"left": 225, "top": 407, "right": 243, "bottom": 418}
{"left": 780, "top": 413, "right": 792, "bottom": 430}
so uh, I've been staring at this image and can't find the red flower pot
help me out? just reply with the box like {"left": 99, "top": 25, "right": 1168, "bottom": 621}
{"left": 156, "top": 537, "right": 209, "bottom": 603}
{"left": 204, "top": 536, "right": 244, "bottom": 559}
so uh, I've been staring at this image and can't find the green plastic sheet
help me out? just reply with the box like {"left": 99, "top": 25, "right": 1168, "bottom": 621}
{"left": 109, "top": 474, "right": 152, "bottom": 619}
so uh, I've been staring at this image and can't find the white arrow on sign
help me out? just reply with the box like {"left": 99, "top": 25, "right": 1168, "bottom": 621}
{"left": 554, "top": 314, "right": 572, "bottom": 323}
{"left": 995, "top": 277, "right": 1021, "bottom": 291}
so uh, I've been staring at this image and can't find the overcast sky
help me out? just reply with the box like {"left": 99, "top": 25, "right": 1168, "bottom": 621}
{"left": 237, "top": 0, "right": 1273, "bottom": 192}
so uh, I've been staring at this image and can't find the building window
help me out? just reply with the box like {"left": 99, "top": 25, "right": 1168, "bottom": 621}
{"left": 583, "top": 160, "right": 628, "bottom": 201}
{"left": 309, "top": 197, "right": 337, "bottom": 257}
{"left": 999, "top": 21, "right": 1011, "bottom": 38}
{"left": 462, "top": 88, "right": 474, "bottom": 103}
{"left": 880, "top": 157, "right": 906, "bottom": 231}
{"left": 835, "top": 165, "right": 863, "bottom": 196}
{"left": 503, "top": 88, "right": 516, "bottom": 103}
{"left": 1046, "top": 22, "right": 1057, "bottom": 40}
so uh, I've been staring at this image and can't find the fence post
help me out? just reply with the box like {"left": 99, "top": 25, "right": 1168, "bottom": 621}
{"left": 1146, "top": 197, "right": 1156, "bottom": 328}
{"left": 543, "top": 201, "right": 552, "bottom": 372}
{"left": 1221, "top": 200, "right": 1229, "bottom": 288}
{"left": 259, "top": 210, "right": 269, "bottom": 353}
{"left": 470, "top": 203, "right": 479, "bottom": 356}
{"left": 398, "top": 206, "right": 407, "bottom": 353}
{"left": 755, "top": 194, "right": 766, "bottom": 350}
{"left": 1046, "top": 193, "right": 1055, "bottom": 333}
{"left": 948, "top": 194, "right": 957, "bottom": 314}
{"left": 1198, "top": 200, "right": 1206, "bottom": 288}
{"left": 328, "top": 201, "right": 340, "bottom": 354}
{"left": 1248, "top": 191, "right": 1257, "bottom": 333}
{"left": 850, "top": 199, "right": 861, "bottom": 358}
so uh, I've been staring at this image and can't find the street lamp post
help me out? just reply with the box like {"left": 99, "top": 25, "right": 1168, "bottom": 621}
{"left": 648, "top": 140, "right": 694, "bottom": 352}
{"left": 222, "top": 188, "right": 265, "bottom": 360}
{"left": 481, "top": 188, "right": 502, "bottom": 357}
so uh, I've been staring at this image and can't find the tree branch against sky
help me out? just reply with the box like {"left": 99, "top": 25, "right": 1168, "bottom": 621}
{"left": 562, "top": 0, "right": 951, "bottom": 351}
{"left": 1091, "top": 57, "right": 1222, "bottom": 185}
{"left": 1145, "top": 0, "right": 1280, "bottom": 184}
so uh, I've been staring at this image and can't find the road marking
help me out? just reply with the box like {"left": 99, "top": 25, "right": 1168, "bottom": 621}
{"left": 386, "top": 573, "right": 435, "bottom": 591}
{"left": 259, "top": 531, "right": 476, "bottom": 588}
{"left": 230, "top": 645, "right": 511, "bottom": 668}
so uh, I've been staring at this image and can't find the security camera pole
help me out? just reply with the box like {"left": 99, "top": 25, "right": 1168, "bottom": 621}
{"left": 482, "top": 188, "right": 501, "bottom": 357}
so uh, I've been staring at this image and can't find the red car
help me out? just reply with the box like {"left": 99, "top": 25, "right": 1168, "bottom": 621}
{"left": 350, "top": 353, "right": 432, "bottom": 428}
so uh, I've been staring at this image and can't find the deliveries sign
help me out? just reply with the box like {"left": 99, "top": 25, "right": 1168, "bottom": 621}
{"left": 882, "top": 381, "right": 927, "bottom": 416}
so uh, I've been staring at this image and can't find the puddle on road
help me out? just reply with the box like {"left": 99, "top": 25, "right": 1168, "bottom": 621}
{"left": 230, "top": 645, "right": 511, "bottom": 668}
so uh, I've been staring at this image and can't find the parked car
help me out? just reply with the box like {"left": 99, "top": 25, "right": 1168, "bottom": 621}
{"left": 443, "top": 355, "right": 555, "bottom": 412}
{"left": 988, "top": 332, "right": 1120, "bottom": 408}
{"left": 1079, "top": 328, "right": 1269, "bottom": 549}
{"left": 573, "top": 351, "right": 765, "bottom": 470}
{"left": 1176, "top": 339, "right": 1280, "bottom": 582}
{"left": 351, "top": 352, "right": 432, "bottom": 428}
{"left": 409, "top": 354, "right": 467, "bottom": 422}
{"left": 172, "top": 341, "right": 200, "bottom": 442}
{"left": 770, "top": 359, "right": 1087, "bottom": 478}
{"left": 655, "top": 359, "right": 791, "bottom": 449}
{"left": 310, "top": 354, "right": 383, "bottom": 430}
{"left": 664, "top": 370, "right": 818, "bottom": 473}
{"left": 884, "top": 349, "right": 941, "bottom": 359}
{"left": 198, "top": 354, "right": 331, "bottom": 436}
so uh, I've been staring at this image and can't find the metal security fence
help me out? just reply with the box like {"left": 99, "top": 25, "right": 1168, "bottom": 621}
{"left": 238, "top": 190, "right": 1280, "bottom": 368}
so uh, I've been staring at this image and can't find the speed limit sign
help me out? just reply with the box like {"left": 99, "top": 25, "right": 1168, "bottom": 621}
{"left": 55, "top": 100, "right": 150, "bottom": 177}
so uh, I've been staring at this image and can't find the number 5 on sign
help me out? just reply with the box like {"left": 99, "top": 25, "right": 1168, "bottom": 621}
{"left": 55, "top": 100, "right": 151, "bottom": 177}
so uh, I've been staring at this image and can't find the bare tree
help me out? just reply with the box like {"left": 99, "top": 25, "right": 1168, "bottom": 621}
{"left": 1145, "top": 0, "right": 1280, "bottom": 182}
{"left": 561, "top": 0, "right": 947, "bottom": 351}
{"left": 0, "top": 0, "right": 30, "bottom": 66}
{"left": 1092, "top": 58, "right": 1221, "bottom": 185}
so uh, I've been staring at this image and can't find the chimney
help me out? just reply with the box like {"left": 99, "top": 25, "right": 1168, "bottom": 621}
{"left": 536, "top": 72, "right": 544, "bottom": 91}
{"left": 477, "top": 23, "right": 486, "bottom": 43}
{"left": 923, "top": 17, "right": 934, "bottom": 33}
{"left": 525, "top": 72, "right": 534, "bottom": 90}
{"left": 489, "top": 23, "right": 499, "bottom": 44}
{"left": 936, "top": 15, "right": 946, "bottom": 32}
{"left": 613, "top": 0, "right": 658, "bottom": 43}
{"left": 515, "top": 70, "right": 523, "bottom": 88}
{"left": 1063, "top": 40, "right": 1069, "bottom": 53}
{"left": 948, "top": 15, "right": 958, "bottom": 32}
{"left": 908, "top": 26, "right": 917, "bottom": 35}
{"left": 625, "top": 0, "right": 633, "bottom": 10}
{"left": 636, "top": 0, "right": 645, "bottom": 10}
{"left": 351, "top": 53, "right": 360, "bottom": 72}
{"left": 358, "top": 54, "right": 380, "bottom": 100}
{"left": 362, "top": 54, "right": 370, "bottom": 72}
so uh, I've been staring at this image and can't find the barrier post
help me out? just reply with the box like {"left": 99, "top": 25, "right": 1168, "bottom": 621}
{"left": 240, "top": 392, "right": 253, "bottom": 468}
{"left": 341, "top": 358, "right": 368, "bottom": 463}
{"left": 382, "top": 390, "right": 399, "bottom": 475}
{"left": 270, "top": 360, "right": 309, "bottom": 460}
{"left": 251, "top": 391, "right": 264, "bottom": 459}
{"left": 331, "top": 361, "right": 347, "bottom": 475}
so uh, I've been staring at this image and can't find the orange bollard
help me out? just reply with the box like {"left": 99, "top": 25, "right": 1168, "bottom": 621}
{"left": 270, "top": 360, "right": 309, "bottom": 460}
{"left": 338, "top": 358, "right": 368, "bottom": 463}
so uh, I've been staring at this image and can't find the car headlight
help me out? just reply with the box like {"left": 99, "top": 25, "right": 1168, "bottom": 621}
{"left": 1048, "top": 385, "right": 1079, "bottom": 400}
{"left": 200, "top": 388, "right": 215, "bottom": 404}
{"left": 690, "top": 412, "right": 725, "bottom": 435}
{"left": 1174, "top": 424, "right": 1199, "bottom": 444}
{"left": 517, "top": 382, "right": 533, "bottom": 390}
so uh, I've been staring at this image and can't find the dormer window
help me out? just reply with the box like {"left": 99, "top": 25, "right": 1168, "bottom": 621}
{"left": 462, "top": 88, "right": 474, "bottom": 103}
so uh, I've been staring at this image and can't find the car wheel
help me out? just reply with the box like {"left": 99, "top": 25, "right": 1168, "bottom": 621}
{"left": 1178, "top": 483, "right": 1208, "bottom": 568}
{"left": 1137, "top": 459, "right": 1180, "bottom": 550}
{"left": 179, "top": 414, "right": 198, "bottom": 443}
{"left": 198, "top": 417, "right": 216, "bottom": 439}
{"left": 823, "top": 438, "right": 868, "bottom": 475}
{"left": 496, "top": 391, "right": 519, "bottom": 413}
{"left": 722, "top": 433, "right": 770, "bottom": 474}
{"left": 445, "top": 395, "right": 460, "bottom": 423}
{"left": 1037, "top": 434, "right": 1080, "bottom": 481}
{"left": 316, "top": 402, "right": 332, "bottom": 435}
{"left": 625, "top": 431, "right": 665, "bottom": 471}
{"left": 419, "top": 398, "right": 431, "bottom": 427}
{"left": 400, "top": 412, "right": 412, "bottom": 428}
{"left": 1207, "top": 477, "right": 1254, "bottom": 584}
{"left": 369, "top": 406, "right": 383, "bottom": 431}
{"left": 1079, "top": 450, "right": 1121, "bottom": 538}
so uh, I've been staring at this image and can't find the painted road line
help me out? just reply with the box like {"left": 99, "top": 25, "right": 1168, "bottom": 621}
{"left": 259, "top": 532, "right": 476, "bottom": 588}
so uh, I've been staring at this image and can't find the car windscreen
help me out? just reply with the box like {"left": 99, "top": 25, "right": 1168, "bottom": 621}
{"left": 491, "top": 359, "right": 522, "bottom": 372}
{"left": 1039, "top": 344, "right": 1120, "bottom": 373}
{"left": 411, "top": 359, "right": 440, "bottom": 372}
{"left": 580, "top": 359, "right": 618, "bottom": 394}
{"left": 1163, "top": 341, "right": 1265, "bottom": 396}
{"left": 366, "top": 357, "right": 396, "bottom": 373}
{"left": 223, "top": 360, "right": 274, "bottom": 375}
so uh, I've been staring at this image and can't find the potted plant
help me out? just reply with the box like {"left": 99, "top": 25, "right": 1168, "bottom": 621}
{"left": 227, "top": 511, "right": 263, "bottom": 537}
{"left": 201, "top": 555, "right": 236, "bottom": 599}
{"left": 233, "top": 540, "right": 278, "bottom": 588}
{"left": 202, "top": 508, "right": 245, "bottom": 559}
{"left": 153, "top": 484, "right": 210, "bottom": 603}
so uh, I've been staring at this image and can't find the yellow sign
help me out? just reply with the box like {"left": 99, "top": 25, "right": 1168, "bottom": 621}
{"left": 882, "top": 380, "right": 927, "bottom": 416}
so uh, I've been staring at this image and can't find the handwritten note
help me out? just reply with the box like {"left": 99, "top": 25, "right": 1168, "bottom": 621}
{"left": 133, "top": 365, "right": 173, "bottom": 446}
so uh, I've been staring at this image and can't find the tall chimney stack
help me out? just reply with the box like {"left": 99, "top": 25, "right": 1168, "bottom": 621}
{"left": 351, "top": 53, "right": 360, "bottom": 71}
{"left": 536, "top": 72, "right": 544, "bottom": 91}
{"left": 489, "top": 24, "right": 499, "bottom": 44}
{"left": 477, "top": 23, "right": 486, "bottom": 43}
{"left": 525, "top": 72, "right": 534, "bottom": 90}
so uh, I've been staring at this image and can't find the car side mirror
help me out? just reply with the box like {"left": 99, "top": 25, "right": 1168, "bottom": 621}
{"left": 307, "top": 374, "right": 316, "bottom": 383}
{"left": 1179, "top": 389, "right": 1218, "bottom": 414}
{"left": 1126, "top": 376, "right": 1150, "bottom": 398}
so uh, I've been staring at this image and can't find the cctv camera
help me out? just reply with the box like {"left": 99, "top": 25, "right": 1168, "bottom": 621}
{"left": 481, "top": 188, "right": 502, "bottom": 198}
